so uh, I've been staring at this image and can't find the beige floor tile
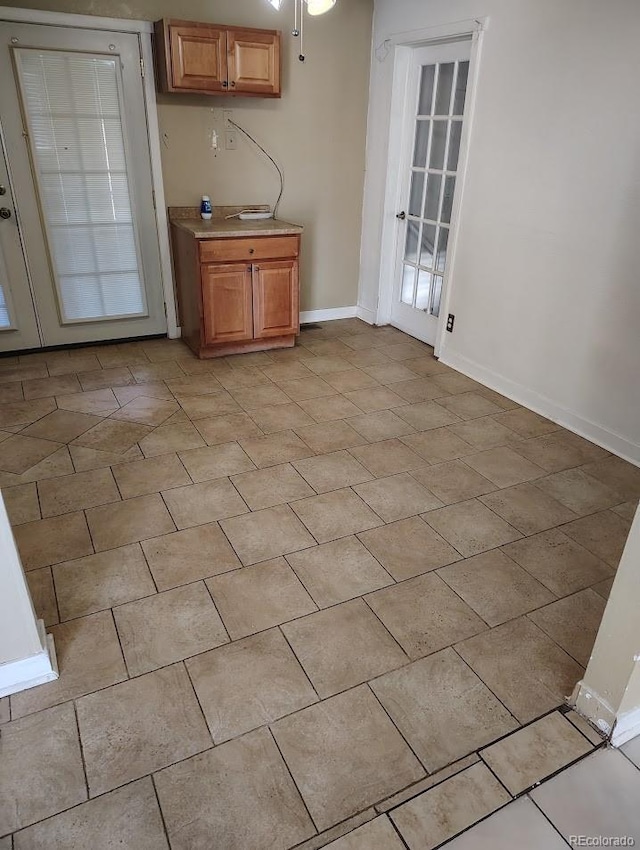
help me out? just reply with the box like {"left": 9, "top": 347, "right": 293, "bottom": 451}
{"left": 112, "top": 453, "right": 191, "bottom": 499}
{"left": 366, "top": 573, "right": 486, "bottom": 659}
{"left": 291, "top": 487, "right": 383, "bottom": 543}
{"left": 464, "top": 446, "right": 545, "bottom": 488}
{"left": 424, "top": 498, "right": 522, "bottom": 557}
{"left": 221, "top": 502, "right": 315, "bottom": 564}
{"left": 14, "top": 511, "right": 93, "bottom": 569}
{"left": 287, "top": 535, "right": 393, "bottom": 607}
{"left": 431, "top": 373, "right": 483, "bottom": 395}
{"left": 581, "top": 455, "right": 640, "bottom": 500}
{"left": 481, "top": 712, "right": 591, "bottom": 796}
{"left": 348, "top": 409, "right": 415, "bottom": 442}
{"left": 324, "top": 369, "right": 379, "bottom": 393}
{"left": 354, "top": 472, "right": 443, "bottom": 522}
{"left": 502, "top": 528, "right": 613, "bottom": 596}
{"left": 13, "top": 778, "right": 169, "bottom": 850}
{"left": 25, "top": 566, "right": 58, "bottom": 626}
{"left": 23, "top": 374, "right": 81, "bottom": 400}
{"left": 0, "top": 446, "right": 73, "bottom": 487}
{"left": 444, "top": 797, "right": 568, "bottom": 850}
{"left": 344, "top": 386, "right": 406, "bottom": 412}
{"left": 186, "top": 628, "right": 317, "bottom": 743}
{"left": 95, "top": 346, "right": 150, "bottom": 369}
{"left": 438, "top": 550, "right": 555, "bottom": 626}
{"left": 56, "top": 387, "right": 119, "bottom": 416}
{"left": 240, "top": 430, "right": 314, "bottom": 468}
{"left": 87, "top": 493, "right": 175, "bottom": 551}
{"left": 46, "top": 352, "right": 100, "bottom": 376}
{"left": 402, "top": 357, "right": 455, "bottom": 378}
{"left": 110, "top": 395, "right": 178, "bottom": 426}
{"left": 22, "top": 409, "right": 104, "bottom": 443}
{"left": 388, "top": 377, "right": 445, "bottom": 403}
{"left": 177, "top": 442, "right": 254, "bottom": 482}
{"left": 456, "top": 617, "right": 584, "bottom": 723}
{"left": 277, "top": 375, "right": 337, "bottom": 401}
{"left": 0, "top": 434, "right": 63, "bottom": 474}
{"left": 155, "top": 727, "right": 315, "bottom": 850}
{"left": 298, "top": 394, "right": 363, "bottom": 422}
{"left": 78, "top": 367, "right": 135, "bottom": 391}
{"left": 259, "top": 361, "right": 316, "bottom": 383}
{"left": 283, "top": 599, "right": 407, "bottom": 697}
{"left": 231, "top": 462, "right": 314, "bottom": 510}
{"left": 194, "top": 412, "right": 262, "bottom": 445}
{"left": 248, "top": 402, "right": 315, "bottom": 433}
{"left": 230, "top": 384, "right": 292, "bottom": 411}
{"left": 38, "top": 467, "right": 120, "bottom": 517}
{"left": 0, "top": 362, "right": 47, "bottom": 383}
{"left": 363, "top": 363, "right": 419, "bottom": 384}
{"left": 225, "top": 350, "right": 273, "bottom": 368}
{"left": 303, "top": 338, "right": 354, "bottom": 358}
{"left": 562, "top": 509, "right": 631, "bottom": 567}
{"left": 391, "top": 762, "right": 511, "bottom": 850}
{"left": 358, "top": 516, "right": 460, "bottom": 580}
{"left": 304, "top": 355, "right": 353, "bottom": 376}
{"left": 113, "top": 382, "right": 175, "bottom": 404}
{"left": 382, "top": 341, "right": 431, "bottom": 361}
{"left": 401, "top": 427, "right": 475, "bottom": 463}
{"left": 565, "top": 709, "right": 605, "bottom": 745}
{"left": 476, "top": 388, "right": 521, "bottom": 410}
{"left": 395, "top": 400, "right": 461, "bottom": 431}
{"left": 138, "top": 421, "right": 206, "bottom": 457}
{"left": 514, "top": 430, "right": 605, "bottom": 473}
{"left": 411, "top": 460, "right": 496, "bottom": 504}
{"left": 114, "top": 581, "right": 228, "bottom": 676}
{"left": 11, "top": 611, "right": 127, "bottom": 718}
{"left": 130, "top": 362, "right": 185, "bottom": 383}
{"left": 293, "top": 450, "right": 373, "bottom": 493}
{"left": 324, "top": 817, "right": 405, "bottom": 850}
{"left": 0, "top": 703, "right": 87, "bottom": 835}
{"left": 622, "top": 733, "right": 640, "bottom": 768}
{"left": 592, "top": 576, "right": 614, "bottom": 598}
{"left": 70, "top": 443, "right": 143, "bottom": 472}
{"left": 272, "top": 685, "right": 424, "bottom": 831}
{"left": 494, "top": 408, "right": 561, "bottom": 438}
{"left": 0, "top": 697, "right": 9, "bottom": 724}
{"left": 77, "top": 663, "right": 212, "bottom": 797}
{"left": 295, "top": 420, "right": 367, "bottom": 454}
{"left": 2, "top": 481, "right": 40, "bottom": 525}
{"left": 72, "top": 418, "right": 151, "bottom": 454}
{"left": 0, "top": 381, "right": 23, "bottom": 402}
{"left": 480, "top": 483, "right": 578, "bottom": 535}
{"left": 174, "top": 391, "right": 241, "bottom": 420}
{"left": 611, "top": 499, "right": 639, "bottom": 521}
{"left": 141, "top": 522, "right": 241, "bottom": 590}
{"left": 350, "top": 438, "right": 425, "bottom": 477}
{"left": 531, "top": 748, "right": 640, "bottom": 845}
{"left": 162, "top": 478, "right": 247, "bottom": 529}
{"left": 535, "top": 467, "right": 623, "bottom": 515}
{"left": 0, "top": 398, "right": 55, "bottom": 429}
{"left": 436, "top": 392, "right": 504, "bottom": 421}
{"left": 528, "top": 589, "right": 606, "bottom": 665}
{"left": 167, "top": 374, "right": 224, "bottom": 395}
{"left": 207, "top": 556, "right": 316, "bottom": 637}
{"left": 54, "top": 544, "right": 155, "bottom": 620}
{"left": 449, "top": 417, "right": 522, "bottom": 449}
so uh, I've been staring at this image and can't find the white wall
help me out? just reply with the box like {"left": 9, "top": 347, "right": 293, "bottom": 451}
{"left": 360, "top": 0, "right": 640, "bottom": 462}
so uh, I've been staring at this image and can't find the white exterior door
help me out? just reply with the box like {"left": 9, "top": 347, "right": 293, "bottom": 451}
{"left": 391, "top": 40, "right": 471, "bottom": 345}
{"left": 0, "top": 21, "right": 167, "bottom": 350}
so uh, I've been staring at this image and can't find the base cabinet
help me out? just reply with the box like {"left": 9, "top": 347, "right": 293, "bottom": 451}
{"left": 171, "top": 226, "right": 301, "bottom": 358}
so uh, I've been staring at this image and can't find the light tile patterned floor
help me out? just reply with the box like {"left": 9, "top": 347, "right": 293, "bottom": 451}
{"left": 1, "top": 319, "right": 639, "bottom": 848}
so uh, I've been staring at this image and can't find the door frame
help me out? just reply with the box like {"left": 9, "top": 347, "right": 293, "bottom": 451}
{"left": 374, "top": 18, "right": 487, "bottom": 356}
{"left": 0, "top": 5, "right": 180, "bottom": 341}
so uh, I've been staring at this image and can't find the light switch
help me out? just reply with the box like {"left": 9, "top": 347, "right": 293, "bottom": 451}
{"left": 223, "top": 110, "right": 233, "bottom": 130}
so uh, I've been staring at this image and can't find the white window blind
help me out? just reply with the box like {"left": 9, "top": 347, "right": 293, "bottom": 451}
{"left": 16, "top": 49, "right": 147, "bottom": 323}
{"left": 0, "top": 283, "right": 11, "bottom": 329}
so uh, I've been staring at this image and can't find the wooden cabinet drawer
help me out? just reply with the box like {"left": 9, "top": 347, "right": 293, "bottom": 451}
{"left": 199, "top": 235, "right": 299, "bottom": 264}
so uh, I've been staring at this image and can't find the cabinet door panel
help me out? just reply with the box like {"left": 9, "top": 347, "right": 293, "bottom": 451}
{"left": 227, "top": 29, "right": 281, "bottom": 97}
{"left": 202, "top": 263, "right": 253, "bottom": 344}
{"left": 253, "top": 260, "right": 299, "bottom": 339}
{"left": 170, "top": 24, "right": 227, "bottom": 92}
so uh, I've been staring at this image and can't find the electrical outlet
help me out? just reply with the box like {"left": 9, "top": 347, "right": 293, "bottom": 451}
{"left": 223, "top": 110, "right": 233, "bottom": 130}
{"left": 446, "top": 314, "right": 455, "bottom": 333}
{"left": 225, "top": 130, "right": 238, "bottom": 150}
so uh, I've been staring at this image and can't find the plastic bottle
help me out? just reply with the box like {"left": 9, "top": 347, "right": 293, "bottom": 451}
{"left": 200, "top": 195, "right": 212, "bottom": 220}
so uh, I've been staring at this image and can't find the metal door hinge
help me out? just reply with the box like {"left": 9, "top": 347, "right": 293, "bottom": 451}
{"left": 140, "top": 56, "right": 145, "bottom": 78}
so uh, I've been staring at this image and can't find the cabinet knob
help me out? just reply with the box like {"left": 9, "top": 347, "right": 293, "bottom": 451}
{"left": 247, "top": 265, "right": 252, "bottom": 272}
{"left": 249, "top": 248, "right": 255, "bottom": 254}
{"left": 222, "top": 80, "right": 228, "bottom": 88}
{"left": 230, "top": 81, "right": 236, "bottom": 88}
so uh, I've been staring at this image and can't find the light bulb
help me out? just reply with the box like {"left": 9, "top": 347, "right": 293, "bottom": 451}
{"left": 305, "top": 0, "right": 336, "bottom": 15}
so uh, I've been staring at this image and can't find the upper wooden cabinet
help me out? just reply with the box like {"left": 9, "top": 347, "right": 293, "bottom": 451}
{"left": 154, "top": 19, "right": 281, "bottom": 98}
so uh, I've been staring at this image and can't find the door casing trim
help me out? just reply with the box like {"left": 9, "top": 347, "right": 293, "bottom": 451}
{"left": 369, "top": 17, "right": 487, "bottom": 356}
{"left": 0, "top": 6, "right": 180, "bottom": 340}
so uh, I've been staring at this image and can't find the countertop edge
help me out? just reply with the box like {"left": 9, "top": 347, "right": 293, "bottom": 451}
{"left": 171, "top": 218, "right": 304, "bottom": 239}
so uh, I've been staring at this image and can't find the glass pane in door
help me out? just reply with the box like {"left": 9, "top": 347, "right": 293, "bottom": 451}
{"left": 0, "top": 282, "right": 12, "bottom": 328}
{"left": 15, "top": 50, "right": 147, "bottom": 324}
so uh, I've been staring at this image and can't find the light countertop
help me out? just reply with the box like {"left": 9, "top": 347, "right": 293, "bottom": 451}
{"left": 171, "top": 215, "right": 303, "bottom": 240}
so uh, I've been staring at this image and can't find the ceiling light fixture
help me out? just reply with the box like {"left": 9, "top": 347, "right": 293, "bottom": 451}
{"left": 266, "top": 0, "right": 337, "bottom": 61}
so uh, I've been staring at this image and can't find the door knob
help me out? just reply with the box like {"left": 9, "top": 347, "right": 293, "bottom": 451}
{"left": 396, "top": 211, "right": 406, "bottom": 220}
{"left": 0, "top": 207, "right": 11, "bottom": 220}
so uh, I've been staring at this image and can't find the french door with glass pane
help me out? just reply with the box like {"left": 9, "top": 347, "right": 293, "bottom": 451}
{"left": 391, "top": 40, "right": 471, "bottom": 345}
{"left": 0, "top": 22, "right": 166, "bottom": 352}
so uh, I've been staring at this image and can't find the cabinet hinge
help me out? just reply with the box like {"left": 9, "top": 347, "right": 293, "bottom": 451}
{"left": 140, "top": 56, "right": 145, "bottom": 78}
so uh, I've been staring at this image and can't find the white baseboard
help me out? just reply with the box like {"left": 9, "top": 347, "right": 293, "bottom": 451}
{"left": 570, "top": 680, "right": 615, "bottom": 737}
{"left": 356, "top": 305, "right": 377, "bottom": 325}
{"left": 300, "top": 306, "right": 358, "bottom": 324}
{"left": 612, "top": 707, "right": 640, "bottom": 747}
{"left": 440, "top": 350, "right": 640, "bottom": 465}
{"left": 0, "top": 621, "right": 58, "bottom": 699}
